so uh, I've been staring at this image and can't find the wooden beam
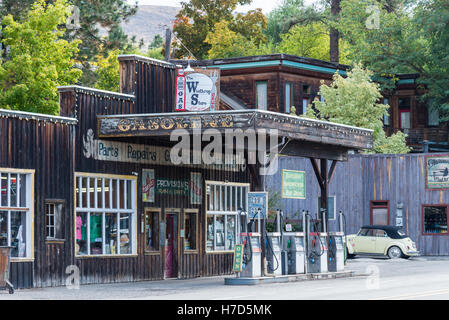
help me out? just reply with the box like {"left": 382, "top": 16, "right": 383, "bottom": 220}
{"left": 310, "top": 158, "right": 324, "bottom": 188}
{"left": 328, "top": 160, "right": 338, "bottom": 184}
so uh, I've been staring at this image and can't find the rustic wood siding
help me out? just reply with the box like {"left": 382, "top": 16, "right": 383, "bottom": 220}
{"left": 266, "top": 154, "right": 449, "bottom": 255}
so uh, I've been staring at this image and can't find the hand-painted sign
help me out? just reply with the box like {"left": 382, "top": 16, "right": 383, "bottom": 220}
{"left": 83, "top": 128, "right": 243, "bottom": 172}
{"left": 142, "top": 169, "right": 155, "bottom": 202}
{"left": 281, "top": 169, "right": 306, "bottom": 199}
{"left": 156, "top": 179, "right": 190, "bottom": 196}
{"left": 426, "top": 156, "right": 449, "bottom": 189}
{"left": 248, "top": 192, "right": 268, "bottom": 219}
{"left": 233, "top": 244, "right": 244, "bottom": 272}
{"left": 175, "top": 68, "right": 220, "bottom": 112}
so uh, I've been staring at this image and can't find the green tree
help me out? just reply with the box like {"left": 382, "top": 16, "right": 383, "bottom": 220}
{"left": 172, "top": 0, "right": 266, "bottom": 60}
{"left": 304, "top": 64, "right": 410, "bottom": 154}
{"left": 0, "top": 0, "right": 82, "bottom": 115}
{"left": 337, "top": 0, "right": 449, "bottom": 118}
{"left": 148, "top": 34, "right": 163, "bottom": 50}
{"left": 1, "top": 0, "right": 140, "bottom": 86}
{"left": 278, "top": 22, "right": 350, "bottom": 63}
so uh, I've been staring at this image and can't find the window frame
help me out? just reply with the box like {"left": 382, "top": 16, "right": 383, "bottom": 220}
{"left": 422, "top": 204, "right": 449, "bottom": 236}
{"left": 285, "top": 81, "right": 293, "bottom": 114}
{"left": 0, "top": 168, "right": 35, "bottom": 262}
{"left": 144, "top": 207, "right": 161, "bottom": 254}
{"left": 427, "top": 105, "right": 440, "bottom": 127}
{"left": 383, "top": 98, "right": 390, "bottom": 126}
{"left": 74, "top": 172, "right": 138, "bottom": 258}
{"left": 370, "top": 200, "right": 390, "bottom": 225}
{"left": 183, "top": 208, "right": 199, "bottom": 254}
{"left": 255, "top": 80, "right": 268, "bottom": 110}
{"left": 45, "top": 199, "right": 65, "bottom": 241}
{"left": 205, "top": 181, "right": 249, "bottom": 253}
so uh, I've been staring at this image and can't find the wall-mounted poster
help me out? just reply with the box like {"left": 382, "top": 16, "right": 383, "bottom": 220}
{"left": 142, "top": 169, "right": 155, "bottom": 202}
{"left": 190, "top": 172, "right": 202, "bottom": 205}
{"left": 175, "top": 67, "right": 220, "bottom": 112}
{"left": 425, "top": 156, "right": 449, "bottom": 189}
{"left": 281, "top": 169, "right": 306, "bottom": 199}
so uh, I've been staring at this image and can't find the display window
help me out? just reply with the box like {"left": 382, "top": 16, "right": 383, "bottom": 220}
{"left": 0, "top": 170, "right": 34, "bottom": 259}
{"left": 75, "top": 173, "right": 137, "bottom": 256}
{"left": 423, "top": 205, "right": 448, "bottom": 235}
{"left": 205, "top": 181, "right": 249, "bottom": 252}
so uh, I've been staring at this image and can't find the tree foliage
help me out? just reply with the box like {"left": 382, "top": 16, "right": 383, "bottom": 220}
{"left": 304, "top": 64, "right": 410, "bottom": 154}
{"left": 337, "top": 0, "right": 449, "bottom": 118}
{"left": 0, "top": 0, "right": 82, "bottom": 115}
{"left": 172, "top": 0, "right": 266, "bottom": 60}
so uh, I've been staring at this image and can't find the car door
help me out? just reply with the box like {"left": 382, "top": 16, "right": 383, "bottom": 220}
{"left": 373, "top": 229, "right": 390, "bottom": 254}
{"left": 354, "top": 228, "right": 376, "bottom": 253}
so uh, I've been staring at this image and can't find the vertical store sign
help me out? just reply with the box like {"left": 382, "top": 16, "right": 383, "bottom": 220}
{"left": 175, "top": 69, "right": 186, "bottom": 111}
{"left": 142, "top": 169, "right": 155, "bottom": 202}
{"left": 190, "top": 172, "right": 202, "bottom": 205}
{"left": 233, "top": 244, "right": 244, "bottom": 272}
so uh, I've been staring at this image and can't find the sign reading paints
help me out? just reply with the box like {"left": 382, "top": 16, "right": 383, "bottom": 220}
{"left": 175, "top": 68, "right": 220, "bottom": 112}
{"left": 281, "top": 169, "right": 306, "bottom": 199}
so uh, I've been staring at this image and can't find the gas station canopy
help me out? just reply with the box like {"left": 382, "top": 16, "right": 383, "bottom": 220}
{"left": 97, "top": 109, "right": 373, "bottom": 161}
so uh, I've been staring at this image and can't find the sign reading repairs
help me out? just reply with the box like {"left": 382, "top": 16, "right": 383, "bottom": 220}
{"left": 426, "top": 156, "right": 449, "bottom": 189}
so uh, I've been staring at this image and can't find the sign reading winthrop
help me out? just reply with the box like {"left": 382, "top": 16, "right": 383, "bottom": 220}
{"left": 175, "top": 68, "right": 220, "bottom": 112}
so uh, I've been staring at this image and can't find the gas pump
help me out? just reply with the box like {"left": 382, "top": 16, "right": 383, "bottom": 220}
{"left": 328, "top": 211, "right": 345, "bottom": 272}
{"left": 305, "top": 210, "right": 328, "bottom": 273}
{"left": 282, "top": 210, "right": 306, "bottom": 274}
{"left": 265, "top": 209, "right": 283, "bottom": 275}
{"left": 238, "top": 208, "right": 262, "bottom": 278}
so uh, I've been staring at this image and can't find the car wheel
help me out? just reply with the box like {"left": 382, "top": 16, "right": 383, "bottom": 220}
{"left": 387, "top": 246, "right": 403, "bottom": 259}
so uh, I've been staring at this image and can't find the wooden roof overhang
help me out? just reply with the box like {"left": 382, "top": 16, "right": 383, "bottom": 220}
{"left": 97, "top": 110, "right": 373, "bottom": 161}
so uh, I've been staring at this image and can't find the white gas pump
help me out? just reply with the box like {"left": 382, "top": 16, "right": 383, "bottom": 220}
{"left": 305, "top": 210, "right": 328, "bottom": 274}
{"left": 282, "top": 210, "right": 306, "bottom": 274}
{"left": 238, "top": 208, "right": 262, "bottom": 278}
{"left": 266, "top": 209, "right": 283, "bottom": 275}
{"left": 328, "top": 211, "right": 345, "bottom": 272}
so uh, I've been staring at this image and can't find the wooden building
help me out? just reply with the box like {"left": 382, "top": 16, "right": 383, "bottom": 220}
{"left": 177, "top": 54, "right": 448, "bottom": 153}
{"left": 0, "top": 54, "right": 372, "bottom": 289}
{"left": 266, "top": 153, "right": 449, "bottom": 256}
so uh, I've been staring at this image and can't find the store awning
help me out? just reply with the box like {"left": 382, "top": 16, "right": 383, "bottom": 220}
{"left": 97, "top": 110, "right": 373, "bottom": 161}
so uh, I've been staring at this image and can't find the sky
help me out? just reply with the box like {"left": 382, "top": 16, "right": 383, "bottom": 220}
{"left": 128, "top": 0, "right": 316, "bottom": 14}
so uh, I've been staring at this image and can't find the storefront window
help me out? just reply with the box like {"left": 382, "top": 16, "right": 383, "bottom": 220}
{"left": 206, "top": 182, "right": 249, "bottom": 252}
{"left": 46, "top": 201, "right": 64, "bottom": 240}
{"left": 0, "top": 171, "right": 33, "bottom": 259}
{"left": 145, "top": 210, "right": 160, "bottom": 252}
{"left": 184, "top": 210, "right": 197, "bottom": 251}
{"left": 75, "top": 174, "right": 136, "bottom": 256}
{"left": 423, "top": 206, "right": 448, "bottom": 234}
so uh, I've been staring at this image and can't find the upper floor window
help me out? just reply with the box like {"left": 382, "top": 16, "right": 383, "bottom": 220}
{"left": 285, "top": 82, "right": 293, "bottom": 114}
{"left": 428, "top": 105, "right": 440, "bottom": 127}
{"left": 399, "top": 97, "right": 411, "bottom": 129}
{"left": 383, "top": 98, "right": 390, "bottom": 126}
{"left": 255, "top": 81, "right": 267, "bottom": 110}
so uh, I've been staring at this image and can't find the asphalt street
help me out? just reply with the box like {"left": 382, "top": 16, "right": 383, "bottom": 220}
{"left": 1, "top": 256, "right": 449, "bottom": 300}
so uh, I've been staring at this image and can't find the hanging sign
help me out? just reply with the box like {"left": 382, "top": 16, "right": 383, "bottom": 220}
{"left": 142, "top": 169, "right": 155, "bottom": 202}
{"left": 281, "top": 169, "right": 306, "bottom": 199}
{"left": 426, "top": 156, "right": 449, "bottom": 189}
{"left": 175, "top": 68, "right": 220, "bottom": 112}
{"left": 248, "top": 192, "right": 268, "bottom": 219}
{"left": 233, "top": 244, "right": 244, "bottom": 272}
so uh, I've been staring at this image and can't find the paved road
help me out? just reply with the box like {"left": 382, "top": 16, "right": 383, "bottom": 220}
{"left": 1, "top": 256, "right": 449, "bottom": 300}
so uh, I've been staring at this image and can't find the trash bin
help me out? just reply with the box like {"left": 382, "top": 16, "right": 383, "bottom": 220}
{"left": 0, "top": 247, "right": 14, "bottom": 294}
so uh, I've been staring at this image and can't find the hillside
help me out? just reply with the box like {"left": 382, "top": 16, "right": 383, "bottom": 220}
{"left": 122, "top": 5, "right": 180, "bottom": 47}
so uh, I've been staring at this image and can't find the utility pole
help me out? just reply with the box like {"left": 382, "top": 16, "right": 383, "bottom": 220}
{"left": 165, "top": 28, "right": 171, "bottom": 61}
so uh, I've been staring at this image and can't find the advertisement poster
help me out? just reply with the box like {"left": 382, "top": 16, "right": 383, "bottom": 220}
{"left": 281, "top": 169, "right": 306, "bottom": 199}
{"left": 190, "top": 172, "right": 202, "bottom": 205}
{"left": 248, "top": 192, "right": 268, "bottom": 219}
{"left": 426, "top": 156, "right": 449, "bottom": 189}
{"left": 142, "top": 169, "right": 155, "bottom": 202}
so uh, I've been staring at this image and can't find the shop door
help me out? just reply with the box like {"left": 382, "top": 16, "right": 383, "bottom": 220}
{"left": 164, "top": 211, "right": 179, "bottom": 278}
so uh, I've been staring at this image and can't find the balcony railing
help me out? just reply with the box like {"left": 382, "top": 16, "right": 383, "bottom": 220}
{"left": 385, "top": 127, "right": 449, "bottom": 151}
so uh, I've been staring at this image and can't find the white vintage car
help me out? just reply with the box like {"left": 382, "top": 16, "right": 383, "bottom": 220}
{"left": 346, "top": 225, "right": 419, "bottom": 259}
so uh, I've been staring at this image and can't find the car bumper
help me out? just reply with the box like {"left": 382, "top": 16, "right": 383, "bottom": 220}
{"left": 405, "top": 250, "right": 420, "bottom": 256}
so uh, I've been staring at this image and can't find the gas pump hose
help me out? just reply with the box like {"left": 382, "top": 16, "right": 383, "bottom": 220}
{"left": 262, "top": 215, "right": 279, "bottom": 274}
